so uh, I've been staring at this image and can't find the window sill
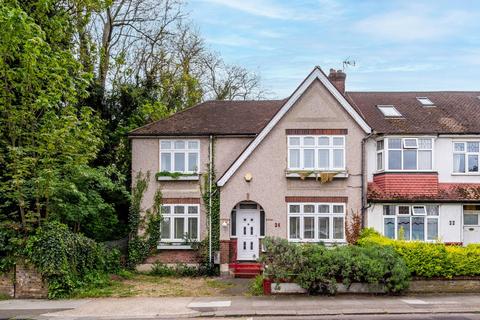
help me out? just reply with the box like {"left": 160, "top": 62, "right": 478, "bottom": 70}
{"left": 451, "top": 173, "right": 480, "bottom": 176}
{"left": 157, "top": 174, "right": 200, "bottom": 181}
{"left": 157, "top": 244, "right": 195, "bottom": 250}
{"left": 285, "top": 171, "right": 348, "bottom": 179}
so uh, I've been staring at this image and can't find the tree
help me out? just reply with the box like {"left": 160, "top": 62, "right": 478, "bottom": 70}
{"left": 0, "top": 2, "right": 127, "bottom": 241}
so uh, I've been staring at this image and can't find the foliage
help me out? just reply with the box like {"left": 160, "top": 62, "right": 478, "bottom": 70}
{"left": 127, "top": 172, "right": 163, "bottom": 268}
{"left": 358, "top": 228, "right": 480, "bottom": 278}
{"left": 155, "top": 171, "right": 198, "bottom": 180}
{"left": 261, "top": 237, "right": 410, "bottom": 295}
{"left": 345, "top": 210, "right": 363, "bottom": 244}
{"left": 200, "top": 139, "right": 220, "bottom": 265}
{"left": 25, "top": 221, "right": 120, "bottom": 298}
{"left": 148, "top": 261, "right": 216, "bottom": 277}
{"left": 249, "top": 275, "right": 265, "bottom": 296}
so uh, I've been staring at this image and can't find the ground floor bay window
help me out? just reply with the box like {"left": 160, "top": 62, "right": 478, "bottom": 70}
{"left": 382, "top": 204, "right": 439, "bottom": 241}
{"left": 288, "top": 203, "right": 345, "bottom": 242}
{"left": 160, "top": 204, "right": 200, "bottom": 243}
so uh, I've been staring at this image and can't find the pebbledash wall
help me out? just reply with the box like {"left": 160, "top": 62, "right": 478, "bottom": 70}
{"left": 219, "top": 79, "right": 367, "bottom": 271}
{"left": 131, "top": 136, "right": 252, "bottom": 266}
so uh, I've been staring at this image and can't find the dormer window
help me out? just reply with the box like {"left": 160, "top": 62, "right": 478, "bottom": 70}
{"left": 377, "top": 105, "right": 402, "bottom": 117}
{"left": 417, "top": 97, "right": 435, "bottom": 107}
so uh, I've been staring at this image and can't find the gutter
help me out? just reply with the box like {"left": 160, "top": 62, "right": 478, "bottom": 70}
{"left": 208, "top": 135, "right": 213, "bottom": 266}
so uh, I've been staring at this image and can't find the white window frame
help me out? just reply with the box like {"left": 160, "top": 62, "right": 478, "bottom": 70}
{"left": 287, "top": 203, "right": 345, "bottom": 243}
{"left": 376, "top": 139, "right": 384, "bottom": 171}
{"left": 382, "top": 204, "right": 439, "bottom": 242}
{"left": 382, "top": 137, "right": 434, "bottom": 172}
{"left": 416, "top": 97, "right": 435, "bottom": 107}
{"left": 160, "top": 204, "right": 200, "bottom": 242}
{"left": 452, "top": 141, "right": 480, "bottom": 175}
{"left": 159, "top": 139, "right": 200, "bottom": 174}
{"left": 377, "top": 105, "right": 402, "bottom": 117}
{"left": 287, "top": 135, "right": 346, "bottom": 171}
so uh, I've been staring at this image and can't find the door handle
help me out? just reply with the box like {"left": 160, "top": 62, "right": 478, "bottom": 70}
{"left": 469, "top": 228, "right": 475, "bottom": 231}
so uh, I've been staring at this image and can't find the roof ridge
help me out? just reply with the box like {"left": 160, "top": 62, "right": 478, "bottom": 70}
{"left": 347, "top": 90, "right": 480, "bottom": 94}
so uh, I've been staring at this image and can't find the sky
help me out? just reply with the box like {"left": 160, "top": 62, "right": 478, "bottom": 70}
{"left": 188, "top": 0, "right": 480, "bottom": 98}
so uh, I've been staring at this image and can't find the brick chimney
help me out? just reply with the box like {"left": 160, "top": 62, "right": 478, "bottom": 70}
{"left": 328, "top": 68, "right": 346, "bottom": 94}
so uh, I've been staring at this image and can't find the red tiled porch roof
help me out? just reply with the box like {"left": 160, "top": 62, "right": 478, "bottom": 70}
{"left": 368, "top": 173, "right": 480, "bottom": 202}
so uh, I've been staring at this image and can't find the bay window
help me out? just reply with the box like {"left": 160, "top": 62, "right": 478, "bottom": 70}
{"left": 160, "top": 204, "right": 200, "bottom": 242}
{"left": 288, "top": 203, "right": 345, "bottom": 242}
{"left": 160, "top": 140, "right": 199, "bottom": 173}
{"left": 379, "top": 137, "right": 433, "bottom": 171}
{"left": 383, "top": 204, "right": 439, "bottom": 241}
{"left": 453, "top": 142, "right": 479, "bottom": 173}
{"left": 288, "top": 135, "right": 345, "bottom": 171}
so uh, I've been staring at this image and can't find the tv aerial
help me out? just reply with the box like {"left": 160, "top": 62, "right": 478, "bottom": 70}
{"left": 342, "top": 59, "right": 356, "bottom": 71}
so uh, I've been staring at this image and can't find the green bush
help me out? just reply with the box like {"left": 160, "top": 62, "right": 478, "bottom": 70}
{"left": 25, "top": 221, "right": 120, "bottom": 298}
{"left": 148, "top": 261, "right": 217, "bottom": 277}
{"left": 249, "top": 275, "right": 265, "bottom": 296}
{"left": 261, "top": 237, "right": 410, "bottom": 295}
{"left": 358, "top": 228, "right": 480, "bottom": 278}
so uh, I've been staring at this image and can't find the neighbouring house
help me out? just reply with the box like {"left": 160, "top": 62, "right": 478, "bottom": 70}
{"left": 129, "top": 66, "right": 480, "bottom": 276}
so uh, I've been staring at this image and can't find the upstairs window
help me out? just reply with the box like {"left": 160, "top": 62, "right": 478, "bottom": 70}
{"left": 417, "top": 97, "right": 435, "bottom": 107}
{"left": 160, "top": 204, "right": 199, "bottom": 242}
{"left": 377, "top": 105, "right": 402, "bottom": 117}
{"left": 453, "top": 142, "right": 479, "bottom": 173}
{"left": 288, "top": 135, "right": 345, "bottom": 171}
{"left": 160, "top": 140, "right": 199, "bottom": 173}
{"left": 376, "top": 140, "right": 384, "bottom": 171}
{"left": 385, "top": 137, "right": 433, "bottom": 171}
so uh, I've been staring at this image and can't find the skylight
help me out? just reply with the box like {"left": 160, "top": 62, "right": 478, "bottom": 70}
{"left": 417, "top": 97, "right": 435, "bottom": 107}
{"left": 377, "top": 105, "right": 402, "bottom": 117}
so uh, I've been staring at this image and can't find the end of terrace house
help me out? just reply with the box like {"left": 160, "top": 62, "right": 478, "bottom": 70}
{"left": 129, "top": 66, "right": 480, "bottom": 276}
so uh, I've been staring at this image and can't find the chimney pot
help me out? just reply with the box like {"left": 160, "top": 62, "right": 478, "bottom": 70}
{"left": 328, "top": 68, "right": 346, "bottom": 94}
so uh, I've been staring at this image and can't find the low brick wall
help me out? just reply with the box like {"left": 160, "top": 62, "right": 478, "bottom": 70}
{"left": 0, "top": 271, "right": 14, "bottom": 298}
{"left": 408, "top": 279, "right": 480, "bottom": 293}
{"left": 145, "top": 249, "right": 201, "bottom": 264}
{"left": 15, "top": 263, "right": 47, "bottom": 299}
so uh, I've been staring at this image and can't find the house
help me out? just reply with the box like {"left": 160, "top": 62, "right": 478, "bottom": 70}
{"left": 129, "top": 67, "right": 480, "bottom": 276}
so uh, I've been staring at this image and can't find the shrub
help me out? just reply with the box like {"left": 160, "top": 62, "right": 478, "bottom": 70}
{"left": 358, "top": 228, "right": 480, "bottom": 278}
{"left": 25, "top": 221, "right": 120, "bottom": 298}
{"left": 249, "top": 275, "right": 265, "bottom": 296}
{"left": 148, "top": 261, "right": 216, "bottom": 277}
{"left": 261, "top": 237, "right": 410, "bottom": 295}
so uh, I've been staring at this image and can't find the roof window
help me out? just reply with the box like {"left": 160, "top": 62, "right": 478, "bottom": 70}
{"left": 417, "top": 97, "right": 435, "bottom": 107}
{"left": 377, "top": 105, "right": 402, "bottom": 117}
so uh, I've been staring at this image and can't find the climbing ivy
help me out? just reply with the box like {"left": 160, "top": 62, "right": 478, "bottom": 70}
{"left": 127, "top": 172, "right": 163, "bottom": 268}
{"left": 201, "top": 139, "right": 220, "bottom": 264}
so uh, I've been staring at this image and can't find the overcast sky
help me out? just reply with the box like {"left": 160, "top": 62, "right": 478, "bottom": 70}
{"left": 188, "top": 0, "right": 480, "bottom": 98}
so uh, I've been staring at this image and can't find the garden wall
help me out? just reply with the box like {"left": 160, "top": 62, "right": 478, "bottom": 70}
{"left": 0, "top": 263, "right": 47, "bottom": 299}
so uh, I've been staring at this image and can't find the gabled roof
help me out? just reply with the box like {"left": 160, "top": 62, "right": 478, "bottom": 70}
{"left": 129, "top": 99, "right": 285, "bottom": 136}
{"left": 217, "top": 67, "right": 372, "bottom": 186}
{"left": 347, "top": 91, "right": 480, "bottom": 134}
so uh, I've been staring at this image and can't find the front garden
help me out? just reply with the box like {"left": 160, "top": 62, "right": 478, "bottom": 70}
{"left": 259, "top": 229, "right": 480, "bottom": 295}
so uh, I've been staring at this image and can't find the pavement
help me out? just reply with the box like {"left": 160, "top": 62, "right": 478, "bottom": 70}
{"left": 3, "top": 294, "right": 480, "bottom": 319}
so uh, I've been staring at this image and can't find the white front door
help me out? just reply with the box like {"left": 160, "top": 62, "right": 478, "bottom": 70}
{"left": 463, "top": 207, "right": 480, "bottom": 245}
{"left": 237, "top": 210, "right": 259, "bottom": 261}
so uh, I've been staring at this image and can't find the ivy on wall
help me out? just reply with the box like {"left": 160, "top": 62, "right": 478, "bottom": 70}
{"left": 127, "top": 171, "right": 163, "bottom": 268}
{"left": 201, "top": 138, "right": 220, "bottom": 264}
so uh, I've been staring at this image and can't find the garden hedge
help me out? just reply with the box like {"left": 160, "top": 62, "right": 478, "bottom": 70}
{"left": 358, "top": 228, "right": 480, "bottom": 278}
